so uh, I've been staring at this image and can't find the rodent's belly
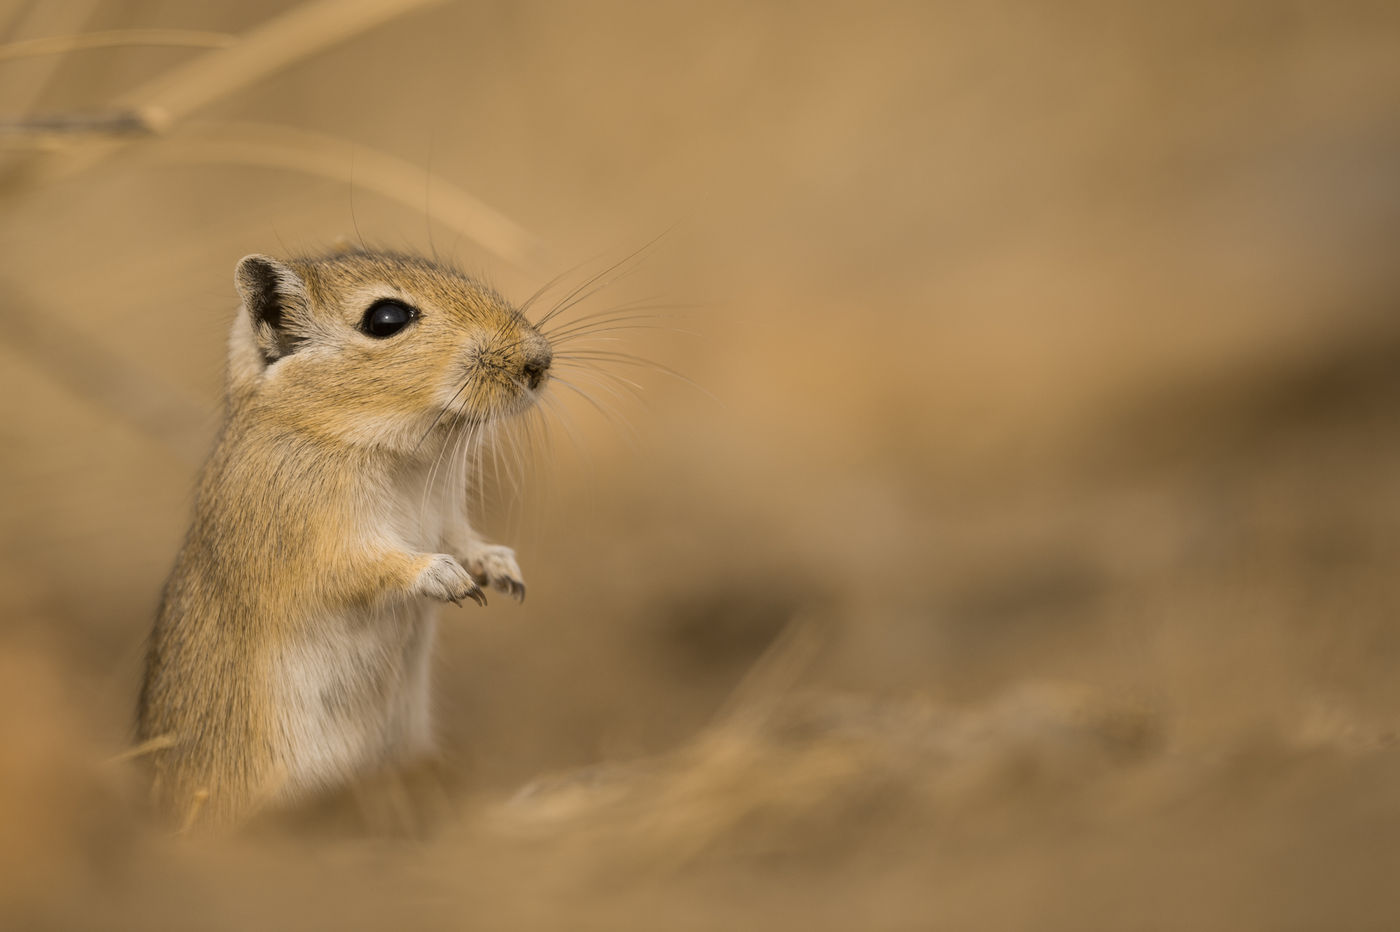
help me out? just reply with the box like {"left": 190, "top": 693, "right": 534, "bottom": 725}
{"left": 270, "top": 601, "right": 438, "bottom": 797}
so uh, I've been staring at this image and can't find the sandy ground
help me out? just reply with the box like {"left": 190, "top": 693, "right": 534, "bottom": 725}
{"left": 2, "top": 1, "right": 1400, "bottom": 928}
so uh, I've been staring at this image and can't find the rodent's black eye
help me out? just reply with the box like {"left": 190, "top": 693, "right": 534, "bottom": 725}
{"left": 360, "top": 300, "right": 416, "bottom": 338}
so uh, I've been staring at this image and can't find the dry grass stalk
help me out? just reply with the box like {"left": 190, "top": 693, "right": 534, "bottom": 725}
{"left": 0, "top": 29, "right": 235, "bottom": 62}
{"left": 5, "top": 0, "right": 446, "bottom": 188}
{"left": 158, "top": 122, "right": 549, "bottom": 272}
{"left": 709, "top": 615, "right": 826, "bottom": 733}
{"left": 105, "top": 734, "right": 177, "bottom": 765}
{"left": 115, "top": 0, "right": 447, "bottom": 132}
{"left": 0, "top": 111, "right": 152, "bottom": 148}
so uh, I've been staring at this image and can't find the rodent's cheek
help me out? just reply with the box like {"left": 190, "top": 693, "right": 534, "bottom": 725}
{"left": 432, "top": 353, "right": 481, "bottom": 400}
{"left": 333, "top": 358, "right": 442, "bottom": 415}
{"left": 373, "top": 376, "right": 441, "bottom": 416}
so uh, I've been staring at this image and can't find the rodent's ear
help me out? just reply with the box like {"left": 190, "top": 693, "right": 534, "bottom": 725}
{"left": 235, "top": 255, "right": 310, "bottom": 366}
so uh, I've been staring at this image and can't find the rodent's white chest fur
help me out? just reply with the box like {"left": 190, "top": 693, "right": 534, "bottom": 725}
{"left": 270, "top": 454, "right": 461, "bottom": 795}
{"left": 272, "top": 602, "right": 437, "bottom": 794}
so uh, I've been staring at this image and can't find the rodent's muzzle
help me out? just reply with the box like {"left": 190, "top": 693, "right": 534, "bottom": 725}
{"left": 521, "top": 342, "right": 551, "bottom": 391}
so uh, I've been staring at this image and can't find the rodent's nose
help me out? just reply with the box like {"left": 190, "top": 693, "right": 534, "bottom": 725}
{"left": 521, "top": 346, "right": 551, "bottom": 391}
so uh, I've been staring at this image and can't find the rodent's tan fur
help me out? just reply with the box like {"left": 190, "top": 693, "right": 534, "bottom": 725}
{"left": 136, "top": 250, "right": 551, "bottom": 829}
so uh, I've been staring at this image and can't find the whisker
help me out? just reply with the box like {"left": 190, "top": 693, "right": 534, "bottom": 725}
{"left": 443, "top": 388, "right": 483, "bottom": 522}
{"left": 497, "top": 402, "right": 527, "bottom": 505}
{"left": 539, "top": 297, "right": 689, "bottom": 334}
{"left": 545, "top": 312, "right": 696, "bottom": 343}
{"left": 533, "top": 232, "right": 669, "bottom": 330}
{"left": 500, "top": 399, "right": 530, "bottom": 516}
{"left": 551, "top": 376, "right": 641, "bottom": 447}
{"left": 536, "top": 272, "right": 643, "bottom": 331}
{"left": 549, "top": 324, "right": 702, "bottom": 348}
{"left": 472, "top": 409, "right": 487, "bottom": 520}
{"left": 553, "top": 351, "right": 717, "bottom": 402}
{"left": 450, "top": 397, "right": 481, "bottom": 518}
{"left": 419, "top": 419, "right": 452, "bottom": 532}
{"left": 537, "top": 391, "right": 588, "bottom": 462}
{"left": 522, "top": 406, "right": 553, "bottom": 544}
{"left": 518, "top": 261, "right": 588, "bottom": 318}
{"left": 502, "top": 411, "right": 528, "bottom": 530}
{"left": 415, "top": 375, "right": 475, "bottom": 451}
{"left": 419, "top": 377, "right": 481, "bottom": 532}
{"left": 553, "top": 364, "right": 649, "bottom": 405}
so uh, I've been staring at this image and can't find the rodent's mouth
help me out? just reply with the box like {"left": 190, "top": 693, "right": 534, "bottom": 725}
{"left": 434, "top": 367, "right": 544, "bottom": 431}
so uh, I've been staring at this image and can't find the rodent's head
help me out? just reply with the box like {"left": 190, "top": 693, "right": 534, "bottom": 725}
{"left": 228, "top": 250, "right": 551, "bottom": 452}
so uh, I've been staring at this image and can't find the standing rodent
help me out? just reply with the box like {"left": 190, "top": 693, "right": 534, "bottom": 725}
{"left": 136, "top": 249, "right": 551, "bottom": 830}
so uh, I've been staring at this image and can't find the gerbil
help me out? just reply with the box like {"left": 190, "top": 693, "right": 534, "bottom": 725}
{"left": 136, "top": 250, "right": 551, "bottom": 830}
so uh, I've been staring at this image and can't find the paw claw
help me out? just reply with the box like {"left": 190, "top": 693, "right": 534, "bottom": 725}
{"left": 463, "top": 543, "right": 527, "bottom": 606}
{"left": 494, "top": 577, "right": 525, "bottom": 602}
{"left": 418, "top": 554, "right": 486, "bottom": 607}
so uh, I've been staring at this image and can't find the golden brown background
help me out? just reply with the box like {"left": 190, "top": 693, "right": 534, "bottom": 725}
{"left": 3, "top": 0, "right": 1400, "bottom": 928}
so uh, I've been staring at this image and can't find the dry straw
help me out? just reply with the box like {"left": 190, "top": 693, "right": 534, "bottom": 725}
{"left": 113, "top": 0, "right": 447, "bottom": 132}
{"left": 157, "top": 123, "right": 548, "bottom": 272}
{"left": 0, "top": 29, "right": 235, "bottom": 62}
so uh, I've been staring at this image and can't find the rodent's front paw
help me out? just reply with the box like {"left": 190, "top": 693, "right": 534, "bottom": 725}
{"left": 462, "top": 543, "right": 527, "bottom": 602}
{"left": 416, "top": 554, "right": 487, "bottom": 607}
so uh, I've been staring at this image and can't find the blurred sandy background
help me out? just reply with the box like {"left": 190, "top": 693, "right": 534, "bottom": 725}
{"left": 3, "top": 0, "right": 1400, "bottom": 928}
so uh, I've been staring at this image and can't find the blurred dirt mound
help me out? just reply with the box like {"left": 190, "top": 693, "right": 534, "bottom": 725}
{"left": 495, "top": 681, "right": 1162, "bottom": 868}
